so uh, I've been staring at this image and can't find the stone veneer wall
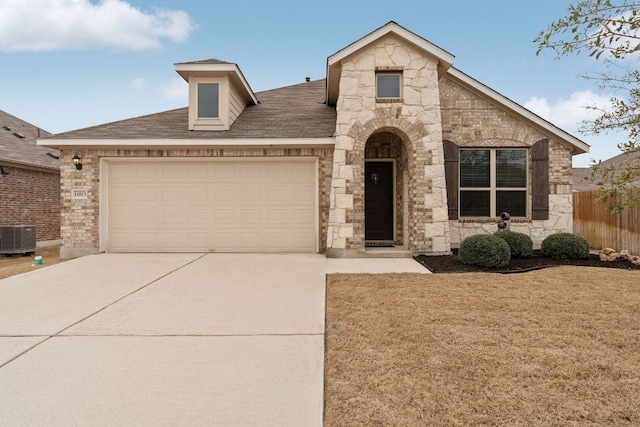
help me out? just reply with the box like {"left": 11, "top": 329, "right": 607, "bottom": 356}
{"left": 59, "top": 147, "right": 333, "bottom": 259}
{"left": 439, "top": 77, "right": 574, "bottom": 248}
{"left": 327, "top": 35, "right": 451, "bottom": 257}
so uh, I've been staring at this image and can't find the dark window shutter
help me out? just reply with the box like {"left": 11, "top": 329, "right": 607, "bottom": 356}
{"left": 443, "top": 140, "right": 459, "bottom": 220}
{"left": 531, "top": 139, "right": 549, "bottom": 220}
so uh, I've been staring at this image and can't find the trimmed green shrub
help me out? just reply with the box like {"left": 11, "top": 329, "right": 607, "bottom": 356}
{"left": 458, "top": 234, "right": 511, "bottom": 268}
{"left": 494, "top": 231, "right": 534, "bottom": 258}
{"left": 541, "top": 233, "right": 590, "bottom": 259}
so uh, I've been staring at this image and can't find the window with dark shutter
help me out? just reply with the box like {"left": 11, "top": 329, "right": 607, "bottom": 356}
{"left": 443, "top": 140, "right": 459, "bottom": 220}
{"left": 531, "top": 139, "right": 549, "bottom": 220}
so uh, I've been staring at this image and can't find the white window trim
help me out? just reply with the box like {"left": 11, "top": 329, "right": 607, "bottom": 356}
{"left": 189, "top": 76, "right": 229, "bottom": 130}
{"left": 459, "top": 148, "right": 528, "bottom": 218}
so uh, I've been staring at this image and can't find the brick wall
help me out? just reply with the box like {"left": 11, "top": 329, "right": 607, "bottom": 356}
{"left": 0, "top": 166, "right": 60, "bottom": 241}
{"left": 439, "top": 76, "right": 575, "bottom": 247}
{"left": 59, "top": 148, "right": 333, "bottom": 258}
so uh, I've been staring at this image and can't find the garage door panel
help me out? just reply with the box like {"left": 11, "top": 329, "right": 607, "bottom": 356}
{"left": 240, "top": 210, "right": 261, "bottom": 225}
{"left": 162, "top": 186, "right": 183, "bottom": 202}
{"left": 293, "top": 186, "right": 314, "bottom": 201}
{"left": 108, "top": 159, "right": 316, "bottom": 252}
{"left": 293, "top": 208, "right": 314, "bottom": 225}
{"left": 136, "top": 163, "right": 158, "bottom": 181}
{"left": 188, "top": 210, "right": 208, "bottom": 225}
{"left": 162, "top": 209, "right": 184, "bottom": 226}
{"left": 267, "top": 186, "right": 290, "bottom": 202}
{"left": 240, "top": 186, "right": 261, "bottom": 202}
{"left": 293, "top": 233, "right": 315, "bottom": 251}
{"left": 216, "top": 186, "right": 236, "bottom": 201}
{"left": 215, "top": 163, "right": 236, "bottom": 179}
{"left": 135, "top": 186, "right": 158, "bottom": 203}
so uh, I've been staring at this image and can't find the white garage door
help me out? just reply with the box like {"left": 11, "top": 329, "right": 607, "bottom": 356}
{"left": 106, "top": 159, "right": 317, "bottom": 252}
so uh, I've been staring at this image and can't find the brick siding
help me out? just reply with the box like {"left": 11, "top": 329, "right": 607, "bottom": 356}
{"left": 59, "top": 148, "right": 333, "bottom": 255}
{"left": 0, "top": 167, "right": 60, "bottom": 241}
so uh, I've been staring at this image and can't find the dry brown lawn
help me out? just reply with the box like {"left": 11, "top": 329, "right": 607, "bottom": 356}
{"left": 0, "top": 245, "right": 65, "bottom": 280}
{"left": 325, "top": 267, "right": 640, "bottom": 426}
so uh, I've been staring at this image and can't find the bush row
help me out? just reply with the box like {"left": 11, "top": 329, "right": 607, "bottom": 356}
{"left": 458, "top": 232, "right": 589, "bottom": 268}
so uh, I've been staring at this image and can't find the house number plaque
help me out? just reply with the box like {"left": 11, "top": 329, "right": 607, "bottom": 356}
{"left": 71, "top": 189, "right": 88, "bottom": 200}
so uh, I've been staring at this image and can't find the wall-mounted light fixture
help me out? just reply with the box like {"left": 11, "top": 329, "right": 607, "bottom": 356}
{"left": 0, "top": 166, "right": 9, "bottom": 176}
{"left": 72, "top": 153, "right": 83, "bottom": 170}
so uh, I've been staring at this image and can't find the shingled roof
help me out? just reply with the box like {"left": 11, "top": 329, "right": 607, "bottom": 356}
{"left": 573, "top": 149, "right": 640, "bottom": 192}
{"left": 46, "top": 79, "right": 336, "bottom": 140}
{"left": 0, "top": 110, "right": 57, "bottom": 170}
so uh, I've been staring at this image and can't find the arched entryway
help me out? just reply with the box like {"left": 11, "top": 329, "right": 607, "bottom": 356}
{"left": 364, "top": 130, "right": 409, "bottom": 247}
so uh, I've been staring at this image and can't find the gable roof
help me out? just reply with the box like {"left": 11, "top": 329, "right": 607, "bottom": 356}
{"left": 0, "top": 109, "right": 57, "bottom": 171}
{"left": 445, "top": 68, "right": 590, "bottom": 155}
{"left": 41, "top": 79, "right": 336, "bottom": 147}
{"left": 326, "top": 21, "right": 455, "bottom": 105}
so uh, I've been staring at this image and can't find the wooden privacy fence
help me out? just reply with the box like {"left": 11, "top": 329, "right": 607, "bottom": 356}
{"left": 573, "top": 190, "right": 640, "bottom": 254}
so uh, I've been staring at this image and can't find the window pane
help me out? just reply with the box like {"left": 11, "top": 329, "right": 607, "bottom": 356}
{"left": 460, "top": 150, "right": 490, "bottom": 188}
{"left": 496, "top": 191, "right": 526, "bottom": 217}
{"left": 460, "top": 191, "right": 490, "bottom": 217}
{"left": 377, "top": 74, "right": 400, "bottom": 98}
{"left": 496, "top": 150, "right": 526, "bottom": 188}
{"left": 198, "top": 83, "right": 219, "bottom": 118}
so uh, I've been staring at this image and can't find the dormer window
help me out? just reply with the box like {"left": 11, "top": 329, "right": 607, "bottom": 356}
{"left": 197, "top": 83, "right": 219, "bottom": 118}
{"left": 175, "top": 59, "right": 258, "bottom": 131}
{"left": 187, "top": 76, "right": 227, "bottom": 130}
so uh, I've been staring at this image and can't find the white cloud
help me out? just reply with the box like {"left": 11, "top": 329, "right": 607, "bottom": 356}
{"left": 0, "top": 0, "right": 194, "bottom": 52}
{"left": 524, "top": 90, "right": 613, "bottom": 129}
{"left": 129, "top": 77, "right": 146, "bottom": 90}
{"left": 159, "top": 77, "right": 187, "bottom": 101}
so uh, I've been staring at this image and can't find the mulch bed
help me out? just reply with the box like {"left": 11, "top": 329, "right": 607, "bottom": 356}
{"left": 415, "top": 250, "right": 640, "bottom": 273}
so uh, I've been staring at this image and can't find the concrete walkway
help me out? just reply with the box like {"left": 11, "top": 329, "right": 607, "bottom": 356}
{"left": 0, "top": 253, "right": 326, "bottom": 426}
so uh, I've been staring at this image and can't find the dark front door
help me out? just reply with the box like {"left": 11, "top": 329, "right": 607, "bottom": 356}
{"left": 365, "top": 161, "right": 394, "bottom": 241}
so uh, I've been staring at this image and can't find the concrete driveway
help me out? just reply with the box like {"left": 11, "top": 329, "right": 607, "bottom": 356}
{"left": 0, "top": 253, "right": 326, "bottom": 426}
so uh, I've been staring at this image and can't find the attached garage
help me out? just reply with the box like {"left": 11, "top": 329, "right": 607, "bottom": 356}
{"left": 102, "top": 158, "right": 317, "bottom": 253}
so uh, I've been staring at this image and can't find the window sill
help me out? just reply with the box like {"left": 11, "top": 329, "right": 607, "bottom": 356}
{"left": 376, "top": 98, "right": 403, "bottom": 103}
{"left": 455, "top": 218, "right": 531, "bottom": 223}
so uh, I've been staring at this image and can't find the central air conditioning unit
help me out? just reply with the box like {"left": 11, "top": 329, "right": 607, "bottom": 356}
{"left": 0, "top": 225, "right": 37, "bottom": 255}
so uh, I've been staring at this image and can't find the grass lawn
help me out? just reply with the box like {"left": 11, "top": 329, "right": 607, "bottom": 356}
{"left": 325, "top": 266, "right": 640, "bottom": 426}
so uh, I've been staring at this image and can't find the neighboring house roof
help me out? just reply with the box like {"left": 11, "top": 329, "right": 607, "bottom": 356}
{"left": 573, "top": 149, "right": 640, "bottom": 191}
{"left": 43, "top": 79, "right": 336, "bottom": 146}
{"left": 0, "top": 109, "right": 57, "bottom": 171}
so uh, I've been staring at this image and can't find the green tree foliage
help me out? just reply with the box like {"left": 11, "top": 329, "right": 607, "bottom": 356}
{"left": 535, "top": 0, "right": 640, "bottom": 213}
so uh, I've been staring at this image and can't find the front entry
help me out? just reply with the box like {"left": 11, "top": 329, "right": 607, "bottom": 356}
{"left": 365, "top": 161, "right": 394, "bottom": 241}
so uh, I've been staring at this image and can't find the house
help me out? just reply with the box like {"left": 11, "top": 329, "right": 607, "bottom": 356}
{"left": 40, "top": 22, "right": 589, "bottom": 259}
{"left": 573, "top": 150, "right": 640, "bottom": 192}
{"left": 0, "top": 109, "right": 60, "bottom": 245}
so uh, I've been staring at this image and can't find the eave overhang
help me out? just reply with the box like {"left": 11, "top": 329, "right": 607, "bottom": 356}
{"left": 37, "top": 137, "right": 336, "bottom": 150}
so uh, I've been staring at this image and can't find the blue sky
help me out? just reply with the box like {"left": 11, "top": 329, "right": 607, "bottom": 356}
{"left": 0, "top": 0, "right": 629, "bottom": 166}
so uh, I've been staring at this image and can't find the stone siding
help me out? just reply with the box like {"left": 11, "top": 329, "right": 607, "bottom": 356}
{"left": 327, "top": 35, "right": 451, "bottom": 256}
{"left": 0, "top": 167, "right": 60, "bottom": 242}
{"left": 59, "top": 147, "right": 333, "bottom": 258}
{"left": 440, "top": 76, "right": 575, "bottom": 248}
